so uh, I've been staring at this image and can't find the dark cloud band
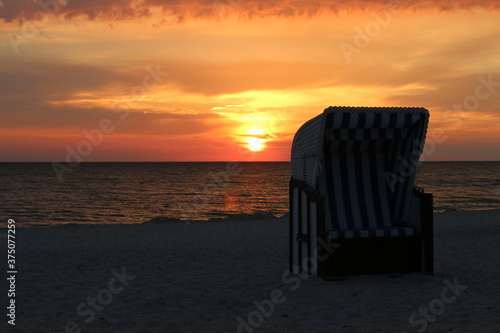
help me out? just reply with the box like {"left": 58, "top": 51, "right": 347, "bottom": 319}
{"left": 1, "top": 0, "right": 498, "bottom": 23}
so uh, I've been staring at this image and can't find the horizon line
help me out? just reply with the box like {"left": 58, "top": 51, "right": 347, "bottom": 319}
{"left": 1, "top": 160, "right": 500, "bottom": 163}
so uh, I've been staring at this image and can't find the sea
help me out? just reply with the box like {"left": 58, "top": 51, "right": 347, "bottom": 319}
{"left": 1, "top": 162, "right": 499, "bottom": 228}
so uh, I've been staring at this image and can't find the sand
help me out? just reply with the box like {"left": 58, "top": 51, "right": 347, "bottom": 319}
{"left": 1, "top": 209, "right": 500, "bottom": 333}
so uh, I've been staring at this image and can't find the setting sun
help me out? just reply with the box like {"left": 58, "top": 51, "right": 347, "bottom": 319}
{"left": 246, "top": 137, "right": 265, "bottom": 151}
{"left": 0, "top": 1, "right": 500, "bottom": 162}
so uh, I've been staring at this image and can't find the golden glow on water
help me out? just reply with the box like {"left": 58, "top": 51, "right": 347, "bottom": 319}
{"left": 3, "top": 162, "right": 499, "bottom": 227}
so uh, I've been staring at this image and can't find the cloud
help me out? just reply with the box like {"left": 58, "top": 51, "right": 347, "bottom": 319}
{"left": 0, "top": 0, "right": 151, "bottom": 23}
{"left": 0, "top": 59, "right": 142, "bottom": 101}
{"left": 0, "top": 99, "right": 222, "bottom": 133}
{"left": 386, "top": 72, "right": 500, "bottom": 112}
{"left": 0, "top": 58, "right": 227, "bottom": 135}
{"left": 164, "top": 61, "right": 333, "bottom": 96}
{"left": 1, "top": 0, "right": 499, "bottom": 23}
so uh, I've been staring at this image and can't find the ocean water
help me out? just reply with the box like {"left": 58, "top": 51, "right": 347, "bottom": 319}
{"left": 1, "top": 162, "right": 499, "bottom": 227}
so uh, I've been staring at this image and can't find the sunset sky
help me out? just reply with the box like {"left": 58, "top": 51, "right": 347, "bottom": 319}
{"left": 1, "top": 0, "right": 499, "bottom": 161}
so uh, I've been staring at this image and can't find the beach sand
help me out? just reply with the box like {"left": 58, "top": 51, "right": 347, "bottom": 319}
{"left": 2, "top": 209, "right": 500, "bottom": 333}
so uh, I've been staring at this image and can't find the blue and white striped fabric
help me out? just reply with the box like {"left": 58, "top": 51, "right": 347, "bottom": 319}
{"left": 321, "top": 107, "right": 428, "bottom": 239}
{"left": 327, "top": 227, "right": 417, "bottom": 239}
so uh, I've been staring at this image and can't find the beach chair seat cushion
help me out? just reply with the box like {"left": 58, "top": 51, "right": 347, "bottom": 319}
{"left": 327, "top": 226, "right": 419, "bottom": 239}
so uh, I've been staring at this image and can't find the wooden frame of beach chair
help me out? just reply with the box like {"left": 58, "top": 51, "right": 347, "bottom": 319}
{"left": 289, "top": 107, "right": 433, "bottom": 278}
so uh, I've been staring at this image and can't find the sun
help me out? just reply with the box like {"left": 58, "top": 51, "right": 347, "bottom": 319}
{"left": 246, "top": 137, "right": 264, "bottom": 151}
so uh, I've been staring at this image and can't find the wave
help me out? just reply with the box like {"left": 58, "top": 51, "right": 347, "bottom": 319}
{"left": 143, "top": 211, "right": 288, "bottom": 224}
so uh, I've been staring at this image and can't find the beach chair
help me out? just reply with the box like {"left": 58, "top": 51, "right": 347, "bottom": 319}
{"left": 289, "top": 106, "right": 433, "bottom": 278}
